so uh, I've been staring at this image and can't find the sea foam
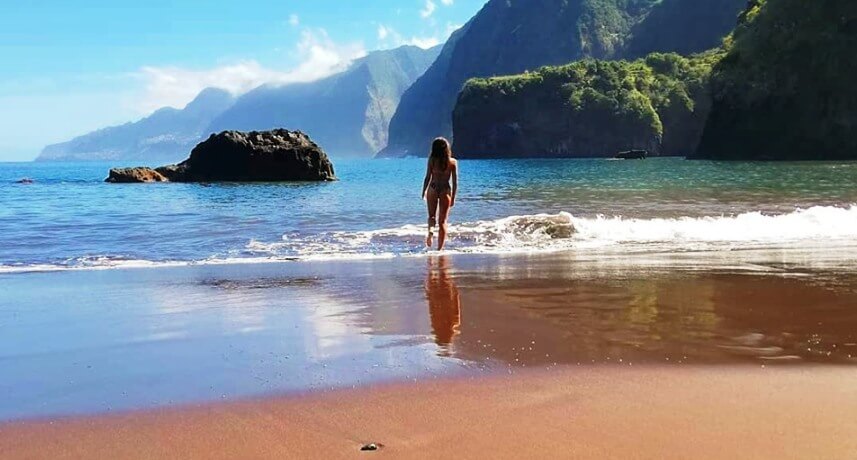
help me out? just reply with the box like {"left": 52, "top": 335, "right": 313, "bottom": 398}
{"left": 3, "top": 205, "right": 856, "bottom": 273}
{"left": 247, "top": 205, "right": 857, "bottom": 258}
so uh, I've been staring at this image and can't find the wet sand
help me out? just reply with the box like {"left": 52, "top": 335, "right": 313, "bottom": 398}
{"left": 2, "top": 366, "right": 857, "bottom": 459}
{"left": 2, "top": 250, "right": 857, "bottom": 457}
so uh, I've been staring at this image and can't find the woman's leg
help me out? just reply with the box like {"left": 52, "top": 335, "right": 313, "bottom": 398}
{"left": 426, "top": 189, "right": 439, "bottom": 247}
{"left": 437, "top": 193, "right": 452, "bottom": 251}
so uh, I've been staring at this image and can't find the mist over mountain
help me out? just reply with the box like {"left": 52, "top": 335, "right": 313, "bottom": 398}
{"left": 37, "top": 88, "right": 236, "bottom": 163}
{"left": 378, "top": 0, "right": 746, "bottom": 158}
{"left": 208, "top": 45, "right": 440, "bottom": 157}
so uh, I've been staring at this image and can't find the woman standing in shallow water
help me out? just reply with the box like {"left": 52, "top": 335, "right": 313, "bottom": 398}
{"left": 421, "top": 137, "right": 458, "bottom": 251}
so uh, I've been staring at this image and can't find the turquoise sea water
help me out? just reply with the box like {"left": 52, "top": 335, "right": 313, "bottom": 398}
{"left": 1, "top": 158, "right": 857, "bottom": 271}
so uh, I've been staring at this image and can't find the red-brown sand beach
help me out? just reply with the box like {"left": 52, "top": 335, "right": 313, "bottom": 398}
{"left": 2, "top": 366, "right": 857, "bottom": 459}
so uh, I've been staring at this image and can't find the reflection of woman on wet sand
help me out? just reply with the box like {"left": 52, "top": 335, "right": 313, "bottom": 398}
{"left": 425, "top": 256, "right": 461, "bottom": 354}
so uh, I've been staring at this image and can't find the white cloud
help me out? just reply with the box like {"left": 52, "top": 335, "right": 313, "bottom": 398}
{"left": 440, "top": 0, "right": 453, "bottom": 5}
{"left": 377, "top": 24, "right": 390, "bottom": 40}
{"left": 420, "top": 0, "right": 436, "bottom": 18}
{"left": 376, "top": 24, "right": 441, "bottom": 50}
{"left": 289, "top": 28, "right": 366, "bottom": 81}
{"left": 288, "top": 14, "right": 300, "bottom": 27}
{"left": 134, "top": 28, "right": 365, "bottom": 113}
{"left": 409, "top": 36, "right": 441, "bottom": 49}
{"left": 446, "top": 22, "right": 462, "bottom": 36}
{"left": 137, "top": 62, "right": 282, "bottom": 113}
{"left": 376, "top": 21, "right": 461, "bottom": 51}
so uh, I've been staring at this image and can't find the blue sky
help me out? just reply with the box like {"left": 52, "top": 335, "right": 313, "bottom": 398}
{"left": 0, "top": 0, "right": 486, "bottom": 161}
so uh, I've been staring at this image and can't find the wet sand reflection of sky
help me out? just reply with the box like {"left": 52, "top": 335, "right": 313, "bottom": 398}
{"left": 2, "top": 251, "right": 857, "bottom": 420}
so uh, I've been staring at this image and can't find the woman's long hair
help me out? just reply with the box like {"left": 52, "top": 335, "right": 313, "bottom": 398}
{"left": 429, "top": 137, "right": 452, "bottom": 171}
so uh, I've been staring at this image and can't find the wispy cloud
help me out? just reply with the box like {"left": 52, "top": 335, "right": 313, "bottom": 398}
{"left": 420, "top": 0, "right": 436, "bottom": 18}
{"left": 134, "top": 28, "right": 365, "bottom": 113}
{"left": 376, "top": 21, "right": 461, "bottom": 50}
{"left": 409, "top": 36, "right": 442, "bottom": 49}
{"left": 377, "top": 24, "right": 391, "bottom": 40}
{"left": 376, "top": 24, "right": 440, "bottom": 49}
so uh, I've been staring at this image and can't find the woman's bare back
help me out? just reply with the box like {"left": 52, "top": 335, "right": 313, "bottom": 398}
{"left": 429, "top": 160, "right": 455, "bottom": 193}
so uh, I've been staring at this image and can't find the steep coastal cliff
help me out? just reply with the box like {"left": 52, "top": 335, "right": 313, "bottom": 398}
{"left": 693, "top": 0, "right": 857, "bottom": 160}
{"left": 453, "top": 51, "right": 720, "bottom": 158}
{"left": 379, "top": 0, "right": 745, "bottom": 158}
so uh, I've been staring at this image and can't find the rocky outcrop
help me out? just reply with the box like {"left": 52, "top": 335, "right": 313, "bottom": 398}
{"left": 106, "top": 168, "right": 168, "bottom": 183}
{"left": 452, "top": 52, "right": 719, "bottom": 158}
{"left": 106, "top": 130, "right": 336, "bottom": 183}
{"left": 693, "top": 0, "right": 857, "bottom": 160}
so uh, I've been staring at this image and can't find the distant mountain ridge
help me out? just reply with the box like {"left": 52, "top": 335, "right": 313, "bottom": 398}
{"left": 378, "top": 0, "right": 745, "bottom": 158}
{"left": 38, "top": 45, "right": 440, "bottom": 162}
{"left": 208, "top": 45, "right": 440, "bottom": 157}
{"left": 38, "top": 88, "right": 236, "bottom": 163}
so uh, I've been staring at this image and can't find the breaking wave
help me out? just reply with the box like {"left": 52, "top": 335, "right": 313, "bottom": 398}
{"left": 245, "top": 205, "right": 857, "bottom": 258}
{"left": 3, "top": 205, "right": 856, "bottom": 273}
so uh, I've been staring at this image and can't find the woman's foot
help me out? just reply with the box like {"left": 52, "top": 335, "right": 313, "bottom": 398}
{"left": 426, "top": 231, "right": 434, "bottom": 248}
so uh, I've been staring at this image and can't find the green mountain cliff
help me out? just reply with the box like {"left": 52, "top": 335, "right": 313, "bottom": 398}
{"left": 453, "top": 50, "right": 721, "bottom": 158}
{"left": 693, "top": 0, "right": 857, "bottom": 160}
{"left": 379, "top": 0, "right": 745, "bottom": 158}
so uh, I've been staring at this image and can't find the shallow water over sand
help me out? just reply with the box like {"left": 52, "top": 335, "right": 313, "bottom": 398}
{"left": 2, "top": 249, "right": 856, "bottom": 420}
{"left": 2, "top": 159, "right": 857, "bottom": 270}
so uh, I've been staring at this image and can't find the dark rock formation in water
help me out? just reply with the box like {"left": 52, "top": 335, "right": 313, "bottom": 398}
{"left": 106, "top": 129, "right": 336, "bottom": 183}
{"left": 106, "top": 168, "right": 169, "bottom": 183}
{"left": 692, "top": 0, "right": 857, "bottom": 160}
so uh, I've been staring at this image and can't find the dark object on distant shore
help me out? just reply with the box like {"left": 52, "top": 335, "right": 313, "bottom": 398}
{"left": 106, "top": 129, "right": 336, "bottom": 183}
{"left": 16, "top": 178, "right": 35, "bottom": 184}
{"left": 615, "top": 150, "right": 648, "bottom": 160}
